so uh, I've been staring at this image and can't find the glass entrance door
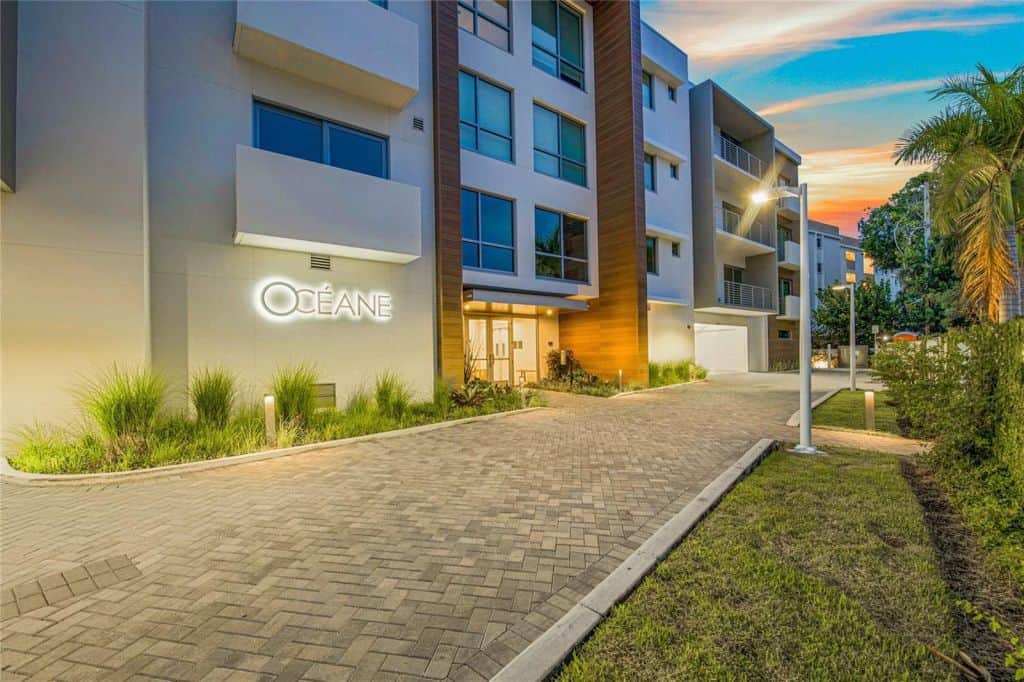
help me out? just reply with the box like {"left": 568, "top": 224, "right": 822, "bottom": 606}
{"left": 466, "top": 317, "right": 538, "bottom": 384}
{"left": 490, "top": 320, "right": 511, "bottom": 383}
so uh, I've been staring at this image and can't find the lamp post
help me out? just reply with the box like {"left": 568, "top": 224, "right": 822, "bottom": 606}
{"left": 831, "top": 283, "right": 856, "bottom": 391}
{"left": 753, "top": 183, "right": 819, "bottom": 454}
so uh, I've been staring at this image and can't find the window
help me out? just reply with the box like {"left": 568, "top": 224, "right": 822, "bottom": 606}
{"left": 643, "top": 154, "right": 656, "bottom": 191}
{"left": 778, "top": 329, "right": 792, "bottom": 340}
{"left": 816, "top": 262, "right": 822, "bottom": 273}
{"left": 458, "top": 0, "right": 511, "bottom": 51}
{"left": 646, "top": 237, "right": 657, "bottom": 274}
{"left": 816, "top": 236, "right": 822, "bottom": 248}
{"left": 533, "top": 104, "right": 586, "bottom": 186}
{"left": 777, "top": 225, "right": 792, "bottom": 259}
{"left": 368, "top": 0, "right": 388, "bottom": 7}
{"left": 459, "top": 71, "right": 513, "bottom": 162}
{"left": 724, "top": 265, "right": 744, "bottom": 283}
{"left": 669, "top": 163, "right": 679, "bottom": 179}
{"left": 535, "top": 207, "right": 588, "bottom": 282}
{"left": 462, "top": 189, "right": 515, "bottom": 272}
{"left": 671, "top": 241, "right": 680, "bottom": 257}
{"left": 254, "top": 102, "right": 388, "bottom": 178}
{"left": 845, "top": 249, "right": 856, "bottom": 262}
{"left": 642, "top": 71, "right": 653, "bottom": 109}
{"left": 668, "top": 85, "right": 677, "bottom": 101}
{"left": 532, "top": 0, "right": 584, "bottom": 90}
{"left": 846, "top": 272, "right": 857, "bottom": 284}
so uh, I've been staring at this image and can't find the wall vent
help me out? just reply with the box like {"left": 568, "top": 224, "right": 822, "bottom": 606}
{"left": 310, "top": 254, "right": 332, "bottom": 270}
{"left": 412, "top": 116, "right": 425, "bottom": 131}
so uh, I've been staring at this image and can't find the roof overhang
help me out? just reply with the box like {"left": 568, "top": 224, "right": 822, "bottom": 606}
{"left": 462, "top": 288, "right": 589, "bottom": 315}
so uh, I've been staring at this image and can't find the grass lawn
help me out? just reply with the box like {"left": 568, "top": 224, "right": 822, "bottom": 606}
{"left": 557, "top": 445, "right": 958, "bottom": 681}
{"left": 813, "top": 388, "right": 902, "bottom": 434}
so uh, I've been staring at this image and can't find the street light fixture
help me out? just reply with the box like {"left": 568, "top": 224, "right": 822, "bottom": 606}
{"left": 831, "top": 283, "right": 856, "bottom": 391}
{"left": 752, "top": 182, "right": 820, "bottom": 454}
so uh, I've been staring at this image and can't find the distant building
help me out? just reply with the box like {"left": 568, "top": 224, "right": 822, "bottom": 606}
{"left": 807, "top": 220, "right": 870, "bottom": 311}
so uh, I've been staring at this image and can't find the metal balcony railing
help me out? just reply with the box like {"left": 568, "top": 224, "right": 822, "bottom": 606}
{"left": 716, "top": 135, "right": 768, "bottom": 179}
{"left": 722, "top": 280, "right": 774, "bottom": 310}
{"left": 716, "top": 206, "right": 776, "bottom": 248}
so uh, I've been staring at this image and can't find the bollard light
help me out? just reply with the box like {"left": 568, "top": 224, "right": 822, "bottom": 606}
{"left": 618, "top": 369, "right": 623, "bottom": 391}
{"left": 264, "top": 394, "right": 277, "bottom": 446}
{"left": 864, "top": 390, "right": 876, "bottom": 431}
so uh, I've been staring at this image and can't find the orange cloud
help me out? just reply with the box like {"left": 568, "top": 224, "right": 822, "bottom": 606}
{"left": 757, "top": 77, "right": 945, "bottom": 116}
{"left": 800, "top": 143, "right": 925, "bottom": 233}
{"left": 644, "top": 2, "right": 1017, "bottom": 72}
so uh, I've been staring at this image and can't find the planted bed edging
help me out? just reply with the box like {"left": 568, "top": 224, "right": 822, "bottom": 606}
{"left": 610, "top": 378, "right": 708, "bottom": 398}
{"left": 491, "top": 438, "right": 778, "bottom": 682}
{"left": 0, "top": 407, "right": 548, "bottom": 487}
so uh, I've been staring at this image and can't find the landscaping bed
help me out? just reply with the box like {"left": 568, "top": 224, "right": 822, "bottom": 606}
{"left": 8, "top": 367, "right": 542, "bottom": 475}
{"left": 558, "top": 445, "right": 979, "bottom": 681}
{"left": 530, "top": 352, "right": 706, "bottom": 397}
{"left": 812, "top": 388, "right": 902, "bottom": 434}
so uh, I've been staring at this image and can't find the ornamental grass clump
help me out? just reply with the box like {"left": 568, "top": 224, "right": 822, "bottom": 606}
{"left": 79, "top": 366, "right": 166, "bottom": 459}
{"left": 271, "top": 363, "right": 318, "bottom": 426}
{"left": 189, "top": 367, "right": 236, "bottom": 428}
{"left": 375, "top": 371, "right": 412, "bottom": 420}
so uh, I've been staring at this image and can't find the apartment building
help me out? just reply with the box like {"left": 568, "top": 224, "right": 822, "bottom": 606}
{"left": 2, "top": 1, "right": 715, "bottom": 438}
{"left": 769, "top": 140, "right": 802, "bottom": 368}
{"left": 807, "top": 220, "right": 871, "bottom": 311}
{"left": 689, "top": 80, "right": 780, "bottom": 372}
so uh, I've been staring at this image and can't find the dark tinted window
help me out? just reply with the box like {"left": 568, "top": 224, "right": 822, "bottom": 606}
{"left": 463, "top": 189, "right": 514, "bottom": 272}
{"left": 328, "top": 125, "right": 386, "bottom": 178}
{"left": 255, "top": 105, "right": 322, "bottom": 163}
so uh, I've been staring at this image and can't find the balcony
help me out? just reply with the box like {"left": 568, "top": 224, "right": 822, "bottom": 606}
{"left": 777, "top": 194, "right": 800, "bottom": 218}
{"left": 234, "top": 145, "right": 421, "bottom": 264}
{"left": 715, "top": 134, "right": 768, "bottom": 179}
{"left": 722, "top": 280, "right": 774, "bottom": 311}
{"left": 233, "top": 1, "right": 418, "bottom": 109}
{"left": 778, "top": 294, "right": 800, "bottom": 320}
{"left": 716, "top": 206, "right": 776, "bottom": 249}
{"left": 778, "top": 240, "right": 800, "bottom": 269}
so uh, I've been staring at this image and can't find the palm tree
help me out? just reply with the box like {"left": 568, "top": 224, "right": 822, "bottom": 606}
{"left": 895, "top": 64, "right": 1024, "bottom": 321}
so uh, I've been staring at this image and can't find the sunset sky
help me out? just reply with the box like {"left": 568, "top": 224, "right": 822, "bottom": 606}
{"left": 641, "top": 1, "right": 1024, "bottom": 236}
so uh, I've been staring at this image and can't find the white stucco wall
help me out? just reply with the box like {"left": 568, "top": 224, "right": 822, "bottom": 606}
{"left": 146, "top": 0, "right": 436, "bottom": 405}
{"left": 1, "top": 1, "right": 149, "bottom": 443}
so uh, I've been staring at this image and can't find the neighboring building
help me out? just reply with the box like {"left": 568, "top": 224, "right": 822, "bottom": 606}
{"left": 768, "top": 140, "right": 801, "bottom": 368}
{"left": 1001, "top": 228, "right": 1022, "bottom": 321}
{"left": 2, "top": 1, "right": 722, "bottom": 441}
{"left": 689, "top": 80, "right": 779, "bottom": 372}
{"left": 806, "top": 220, "right": 870, "bottom": 311}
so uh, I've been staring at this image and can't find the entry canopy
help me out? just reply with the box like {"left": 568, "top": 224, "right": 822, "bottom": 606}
{"left": 462, "top": 288, "right": 589, "bottom": 315}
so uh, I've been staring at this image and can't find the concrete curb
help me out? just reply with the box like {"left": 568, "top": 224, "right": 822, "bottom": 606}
{"left": 492, "top": 438, "right": 778, "bottom": 682}
{"left": 0, "top": 407, "right": 548, "bottom": 487}
{"left": 609, "top": 378, "right": 708, "bottom": 399}
{"left": 785, "top": 388, "right": 841, "bottom": 427}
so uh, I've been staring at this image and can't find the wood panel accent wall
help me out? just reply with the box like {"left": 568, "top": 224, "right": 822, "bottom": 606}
{"left": 432, "top": 1, "right": 464, "bottom": 384}
{"left": 558, "top": 0, "right": 649, "bottom": 385}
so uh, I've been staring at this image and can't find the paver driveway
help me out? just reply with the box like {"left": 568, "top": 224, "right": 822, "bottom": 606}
{"left": 1, "top": 373, "right": 844, "bottom": 681}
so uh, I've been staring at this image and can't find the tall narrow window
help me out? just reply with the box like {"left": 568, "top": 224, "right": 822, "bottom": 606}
{"left": 642, "top": 71, "right": 654, "bottom": 109}
{"left": 646, "top": 237, "right": 658, "bottom": 274}
{"left": 254, "top": 102, "right": 388, "bottom": 178}
{"left": 459, "top": 72, "right": 513, "bottom": 162}
{"left": 535, "top": 207, "right": 588, "bottom": 282}
{"left": 668, "top": 85, "right": 677, "bottom": 101}
{"left": 462, "top": 189, "right": 515, "bottom": 272}
{"left": 669, "top": 162, "right": 679, "bottom": 179}
{"left": 644, "top": 154, "right": 656, "bottom": 191}
{"left": 531, "top": 0, "right": 584, "bottom": 90}
{"left": 533, "top": 105, "right": 586, "bottom": 186}
{"left": 458, "top": 0, "right": 511, "bottom": 51}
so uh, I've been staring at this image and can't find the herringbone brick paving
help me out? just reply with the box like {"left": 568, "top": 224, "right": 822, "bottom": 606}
{"left": 1, "top": 374, "right": 852, "bottom": 680}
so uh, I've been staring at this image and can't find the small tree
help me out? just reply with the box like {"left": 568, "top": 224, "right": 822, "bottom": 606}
{"left": 813, "top": 280, "right": 900, "bottom": 347}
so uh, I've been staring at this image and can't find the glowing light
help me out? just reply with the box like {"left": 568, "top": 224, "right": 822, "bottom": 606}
{"left": 254, "top": 277, "right": 392, "bottom": 323}
{"left": 751, "top": 189, "right": 772, "bottom": 204}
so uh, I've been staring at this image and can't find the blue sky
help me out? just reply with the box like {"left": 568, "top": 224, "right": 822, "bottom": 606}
{"left": 641, "top": 1, "right": 1024, "bottom": 234}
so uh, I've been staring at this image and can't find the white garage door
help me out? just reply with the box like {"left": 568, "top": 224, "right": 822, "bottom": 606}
{"left": 694, "top": 323, "right": 748, "bottom": 373}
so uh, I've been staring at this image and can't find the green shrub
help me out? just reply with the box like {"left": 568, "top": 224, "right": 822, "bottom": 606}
{"left": 189, "top": 367, "right": 236, "bottom": 428}
{"left": 649, "top": 360, "right": 706, "bottom": 387}
{"left": 433, "top": 376, "right": 453, "bottom": 419}
{"left": 872, "top": 320, "right": 1024, "bottom": 586}
{"left": 79, "top": 366, "right": 166, "bottom": 458}
{"left": 9, "top": 425, "right": 105, "bottom": 474}
{"left": 271, "top": 364, "right": 318, "bottom": 425}
{"left": 374, "top": 371, "right": 412, "bottom": 420}
{"left": 345, "top": 385, "right": 375, "bottom": 417}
